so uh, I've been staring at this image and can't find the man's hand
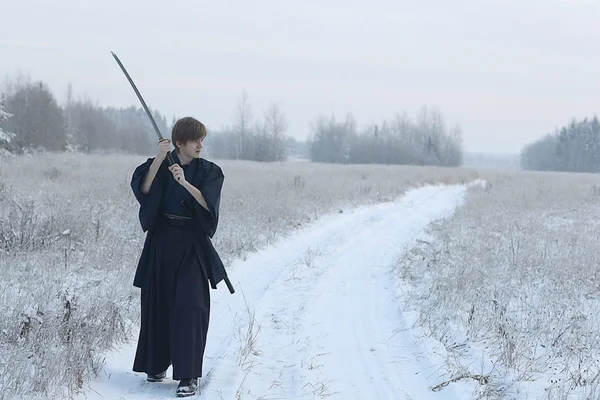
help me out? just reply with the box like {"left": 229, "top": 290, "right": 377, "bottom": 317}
{"left": 157, "top": 139, "right": 171, "bottom": 162}
{"left": 141, "top": 141, "right": 170, "bottom": 195}
{"left": 169, "top": 164, "right": 187, "bottom": 185}
{"left": 168, "top": 164, "right": 209, "bottom": 211}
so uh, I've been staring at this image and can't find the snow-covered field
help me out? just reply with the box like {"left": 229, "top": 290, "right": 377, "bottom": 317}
{"left": 1, "top": 152, "right": 599, "bottom": 399}
{"left": 0, "top": 152, "right": 476, "bottom": 400}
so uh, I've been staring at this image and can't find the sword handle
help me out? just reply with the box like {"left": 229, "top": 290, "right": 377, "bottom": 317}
{"left": 166, "top": 153, "right": 176, "bottom": 166}
{"left": 158, "top": 138, "right": 177, "bottom": 167}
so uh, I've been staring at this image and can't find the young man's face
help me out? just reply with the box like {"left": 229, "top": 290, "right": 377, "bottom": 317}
{"left": 177, "top": 138, "right": 204, "bottom": 159}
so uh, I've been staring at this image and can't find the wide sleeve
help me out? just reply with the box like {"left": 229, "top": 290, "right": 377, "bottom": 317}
{"left": 192, "top": 162, "right": 224, "bottom": 238}
{"left": 131, "top": 158, "right": 164, "bottom": 232}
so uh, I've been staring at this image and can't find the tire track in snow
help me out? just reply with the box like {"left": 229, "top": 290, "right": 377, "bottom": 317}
{"left": 298, "top": 185, "right": 466, "bottom": 399}
{"left": 206, "top": 184, "right": 468, "bottom": 400}
{"left": 76, "top": 184, "right": 470, "bottom": 400}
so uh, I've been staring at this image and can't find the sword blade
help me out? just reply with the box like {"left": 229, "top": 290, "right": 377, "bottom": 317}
{"left": 111, "top": 52, "right": 165, "bottom": 141}
{"left": 111, "top": 51, "right": 175, "bottom": 165}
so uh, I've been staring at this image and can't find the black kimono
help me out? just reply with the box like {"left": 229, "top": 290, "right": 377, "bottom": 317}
{"left": 129, "top": 152, "right": 228, "bottom": 381}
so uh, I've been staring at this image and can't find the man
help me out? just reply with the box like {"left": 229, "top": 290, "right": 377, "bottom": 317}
{"left": 129, "top": 117, "right": 229, "bottom": 397}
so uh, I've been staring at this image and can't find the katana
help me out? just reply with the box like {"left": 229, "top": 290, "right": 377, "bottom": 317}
{"left": 111, "top": 51, "right": 236, "bottom": 295}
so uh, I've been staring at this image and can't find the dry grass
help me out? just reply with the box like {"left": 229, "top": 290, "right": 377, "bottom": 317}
{"left": 0, "top": 151, "right": 478, "bottom": 400}
{"left": 399, "top": 169, "right": 600, "bottom": 399}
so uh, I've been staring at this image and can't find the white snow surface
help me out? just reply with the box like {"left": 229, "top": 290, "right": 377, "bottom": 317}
{"left": 76, "top": 184, "right": 475, "bottom": 400}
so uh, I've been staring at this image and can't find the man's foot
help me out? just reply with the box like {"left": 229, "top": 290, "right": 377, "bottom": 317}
{"left": 146, "top": 370, "right": 166, "bottom": 382}
{"left": 176, "top": 378, "right": 198, "bottom": 397}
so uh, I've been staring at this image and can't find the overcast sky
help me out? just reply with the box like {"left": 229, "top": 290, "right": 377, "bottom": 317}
{"left": 1, "top": 0, "right": 599, "bottom": 154}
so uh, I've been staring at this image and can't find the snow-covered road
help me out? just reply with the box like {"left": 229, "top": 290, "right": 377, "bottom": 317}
{"left": 77, "top": 184, "right": 470, "bottom": 400}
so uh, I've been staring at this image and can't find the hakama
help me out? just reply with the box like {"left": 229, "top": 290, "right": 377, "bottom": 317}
{"left": 129, "top": 153, "right": 229, "bottom": 382}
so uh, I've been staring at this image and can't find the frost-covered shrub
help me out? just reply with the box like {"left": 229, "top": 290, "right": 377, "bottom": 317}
{"left": 400, "top": 170, "right": 600, "bottom": 399}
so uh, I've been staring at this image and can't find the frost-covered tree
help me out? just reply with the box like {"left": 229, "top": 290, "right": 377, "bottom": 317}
{"left": 3, "top": 80, "right": 66, "bottom": 152}
{"left": 521, "top": 115, "right": 600, "bottom": 172}
{"left": 206, "top": 92, "right": 290, "bottom": 162}
{"left": 0, "top": 98, "right": 15, "bottom": 151}
{"left": 254, "top": 103, "right": 287, "bottom": 162}
{"left": 309, "top": 113, "right": 356, "bottom": 163}
{"left": 64, "top": 85, "right": 168, "bottom": 155}
{"left": 232, "top": 89, "right": 253, "bottom": 160}
{"left": 308, "top": 106, "right": 463, "bottom": 166}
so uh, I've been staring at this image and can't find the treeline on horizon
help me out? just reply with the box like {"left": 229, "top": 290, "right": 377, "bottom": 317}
{"left": 521, "top": 116, "right": 600, "bottom": 173}
{"left": 0, "top": 74, "right": 465, "bottom": 167}
{"left": 6, "top": 73, "right": 596, "bottom": 173}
